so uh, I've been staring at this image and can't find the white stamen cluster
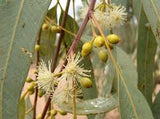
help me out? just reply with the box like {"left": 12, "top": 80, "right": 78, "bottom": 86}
{"left": 36, "top": 53, "right": 90, "bottom": 97}
{"left": 57, "top": 53, "right": 91, "bottom": 85}
{"left": 36, "top": 60, "right": 55, "bottom": 95}
{"left": 79, "top": 2, "right": 127, "bottom": 30}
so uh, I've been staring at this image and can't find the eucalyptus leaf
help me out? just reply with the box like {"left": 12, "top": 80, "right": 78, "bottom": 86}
{"left": 60, "top": 11, "right": 79, "bottom": 47}
{"left": 0, "top": 0, "right": 51, "bottom": 118}
{"left": 18, "top": 97, "right": 26, "bottom": 119}
{"left": 92, "top": 48, "right": 116, "bottom": 119}
{"left": 117, "top": 48, "right": 154, "bottom": 119}
{"left": 142, "top": 0, "right": 160, "bottom": 46}
{"left": 152, "top": 91, "right": 160, "bottom": 119}
{"left": 40, "top": 5, "right": 57, "bottom": 61}
{"left": 91, "top": 47, "right": 116, "bottom": 97}
{"left": 137, "top": 6, "right": 157, "bottom": 106}
{"left": 133, "top": 0, "right": 141, "bottom": 19}
{"left": 53, "top": 92, "right": 118, "bottom": 115}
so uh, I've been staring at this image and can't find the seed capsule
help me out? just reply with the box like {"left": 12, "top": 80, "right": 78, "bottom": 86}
{"left": 28, "top": 90, "right": 34, "bottom": 95}
{"left": 80, "top": 77, "right": 92, "bottom": 88}
{"left": 98, "top": 50, "right": 108, "bottom": 62}
{"left": 81, "top": 50, "right": 88, "bottom": 57}
{"left": 51, "top": 26, "right": 58, "bottom": 32}
{"left": 35, "top": 45, "right": 40, "bottom": 51}
{"left": 58, "top": 110, "right": 67, "bottom": 115}
{"left": 107, "top": 34, "right": 120, "bottom": 44}
{"left": 42, "top": 23, "right": 49, "bottom": 30}
{"left": 93, "top": 36, "right": 105, "bottom": 47}
{"left": 38, "top": 89, "right": 44, "bottom": 97}
{"left": 26, "top": 77, "right": 33, "bottom": 83}
{"left": 27, "top": 82, "right": 35, "bottom": 92}
{"left": 82, "top": 42, "right": 92, "bottom": 54}
{"left": 50, "top": 109, "right": 57, "bottom": 116}
{"left": 36, "top": 114, "right": 42, "bottom": 119}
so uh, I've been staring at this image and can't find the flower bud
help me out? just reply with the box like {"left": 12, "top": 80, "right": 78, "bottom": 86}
{"left": 80, "top": 77, "right": 92, "bottom": 88}
{"left": 35, "top": 44, "right": 40, "bottom": 51}
{"left": 107, "top": 34, "right": 120, "bottom": 44}
{"left": 98, "top": 50, "right": 108, "bottom": 62}
{"left": 42, "top": 23, "right": 49, "bottom": 30}
{"left": 81, "top": 50, "right": 88, "bottom": 57}
{"left": 58, "top": 110, "right": 67, "bottom": 115}
{"left": 82, "top": 42, "right": 92, "bottom": 54}
{"left": 38, "top": 89, "right": 45, "bottom": 97}
{"left": 93, "top": 36, "right": 105, "bottom": 47}
{"left": 26, "top": 77, "right": 33, "bottom": 83}
{"left": 50, "top": 109, "right": 57, "bottom": 116}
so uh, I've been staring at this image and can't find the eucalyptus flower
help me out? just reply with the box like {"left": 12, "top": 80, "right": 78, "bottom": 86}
{"left": 79, "top": 1, "right": 127, "bottom": 30}
{"left": 57, "top": 53, "right": 91, "bottom": 86}
{"left": 108, "top": 5, "right": 127, "bottom": 28}
{"left": 36, "top": 60, "right": 56, "bottom": 95}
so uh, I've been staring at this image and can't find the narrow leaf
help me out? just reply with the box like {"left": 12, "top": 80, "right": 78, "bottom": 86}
{"left": 142, "top": 0, "right": 160, "bottom": 46}
{"left": 117, "top": 48, "right": 154, "bottom": 119}
{"left": 133, "top": 0, "right": 141, "bottom": 19}
{"left": 137, "top": 6, "right": 157, "bottom": 106}
{"left": 59, "top": 12, "right": 79, "bottom": 47}
{"left": 0, "top": 1, "right": 51, "bottom": 118}
{"left": 40, "top": 5, "right": 57, "bottom": 61}
{"left": 92, "top": 48, "right": 116, "bottom": 119}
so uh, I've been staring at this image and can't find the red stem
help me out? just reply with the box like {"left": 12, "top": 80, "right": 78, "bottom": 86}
{"left": 41, "top": 0, "right": 96, "bottom": 118}
{"left": 61, "top": 0, "right": 96, "bottom": 70}
{"left": 41, "top": 0, "right": 71, "bottom": 118}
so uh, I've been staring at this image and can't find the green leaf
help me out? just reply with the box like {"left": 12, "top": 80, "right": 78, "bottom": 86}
{"left": 91, "top": 48, "right": 116, "bottom": 119}
{"left": 137, "top": 6, "right": 157, "bottom": 106}
{"left": 117, "top": 48, "right": 154, "bottom": 119}
{"left": 53, "top": 92, "right": 118, "bottom": 115}
{"left": 91, "top": 48, "right": 116, "bottom": 97}
{"left": 60, "top": 11, "right": 79, "bottom": 47}
{"left": 40, "top": 5, "right": 57, "bottom": 61}
{"left": 18, "top": 97, "right": 26, "bottom": 119}
{"left": 152, "top": 91, "right": 160, "bottom": 119}
{"left": 81, "top": 56, "right": 98, "bottom": 99}
{"left": 133, "top": 0, "right": 141, "bottom": 19}
{"left": 142, "top": 0, "right": 160, "bottom": 46}
{"left": 112, "top": 0, "right": 127, "bottom": 7}
{"left": 0, "top": 1, "right": 51, "bottom": 118}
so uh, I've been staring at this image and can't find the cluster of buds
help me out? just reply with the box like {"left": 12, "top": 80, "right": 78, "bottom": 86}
{"left": 81, "top": 34, "right": 120, "bottom": 63}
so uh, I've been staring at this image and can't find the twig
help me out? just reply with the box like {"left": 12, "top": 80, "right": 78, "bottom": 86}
{"left": 41, "top": 0, "right": 71, "bottom": 118}
{"left": 41, "top": 0, "right": 96, "bottom": 118}
{"left": 33, "top": 30, "right": 41, "bottom": 119}
{"left": 61, "top": 0, "right": 96, "bottom": 71}
{"left": 45, "top": 16, "right": 76, "bottom": 37}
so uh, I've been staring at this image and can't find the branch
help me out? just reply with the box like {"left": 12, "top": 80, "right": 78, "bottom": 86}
{"left": 61, "top": 0, "right": 96, "bottom": 70}
{"left": 41, "top": 0, "right": 71, "bottom": 118}
{"left": 41, "top": 0, "right": 96, "bottom": 118}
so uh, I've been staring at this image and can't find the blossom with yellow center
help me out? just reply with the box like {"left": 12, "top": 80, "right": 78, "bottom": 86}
{"left": 36, "top": 60, "right": 56, "bottom": 95}
{"left": 58, "top": 53, "right": 91, "bottom": 85}
{"left": 108, "top": 5, "right": 127, "bottom": 28}
{"left": 79, "top": 1, "right": 127, "bottom": 30}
